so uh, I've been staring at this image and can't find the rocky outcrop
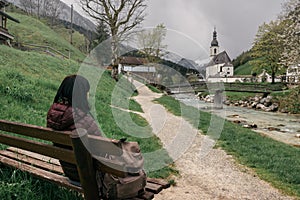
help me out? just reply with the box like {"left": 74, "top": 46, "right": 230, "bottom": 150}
{"left": 224, "top": 95, "right": 279, "bottom": 112}
{"left": 197, "top": 93, "right": 280, "bottom": 112}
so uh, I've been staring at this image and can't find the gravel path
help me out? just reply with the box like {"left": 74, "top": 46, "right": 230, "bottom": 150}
{"left": 132, "top": 80, "right": 295, "bottom": 200}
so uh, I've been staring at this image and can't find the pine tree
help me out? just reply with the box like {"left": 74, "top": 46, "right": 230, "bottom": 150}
{"left": 91, "top": 20, "right": 109, "bottom": 48}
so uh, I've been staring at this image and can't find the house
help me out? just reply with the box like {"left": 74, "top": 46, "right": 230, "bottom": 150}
{"left": 255, "top": 69, "right": 282, "bottom": 83}
{"left": 205, "top": 28, "right": 234, "bottom": 82}
{"left": 0, "top": 0, "right": 20, "bottom": 45}
{"left": 118, "top": 56, "right": 148, "bottom": 72}
{"left": 119, "top": 56, "right": 156, "bottom": 82}
{"left": 286, "top": 64, "right": 300, "bottom": 83}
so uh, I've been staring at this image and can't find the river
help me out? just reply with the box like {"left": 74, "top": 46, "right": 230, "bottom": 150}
{"left": 172, "top": 93, "right": 300, "bottom": 147}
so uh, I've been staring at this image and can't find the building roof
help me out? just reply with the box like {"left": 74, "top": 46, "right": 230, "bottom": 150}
{"left": 0, "top": 10, "right": 20, "bottom": 23}
{"left": 207, "top": 51, "right": 232, "bottom": 66}
{"left": 119, "top": 56, "right": 148, "bottom": 66}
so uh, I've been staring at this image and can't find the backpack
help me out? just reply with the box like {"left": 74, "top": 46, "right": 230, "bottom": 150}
{"left": 97, "top": 138, "right": 147, "bottom": 200}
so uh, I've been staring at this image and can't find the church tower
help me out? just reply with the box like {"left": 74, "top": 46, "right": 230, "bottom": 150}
{"left": 210, "top": 27, "right": 219, "bottom": 59}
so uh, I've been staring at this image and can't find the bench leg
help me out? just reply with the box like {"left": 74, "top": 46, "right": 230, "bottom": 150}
{"left": 71, "top": 129, "right": 100, "bottom": 200}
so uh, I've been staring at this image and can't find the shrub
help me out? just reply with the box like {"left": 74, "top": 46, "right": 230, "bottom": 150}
{"left": 278, "top": 86, "right": 300, "bottom": 113}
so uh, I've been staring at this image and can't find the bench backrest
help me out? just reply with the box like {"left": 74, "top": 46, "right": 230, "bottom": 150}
{"left": 0, "top": 119, "right": 77, "bottom": 163}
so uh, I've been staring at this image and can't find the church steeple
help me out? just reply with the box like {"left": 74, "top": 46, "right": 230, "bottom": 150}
{"left": 210, "top": 27, "right": 219, "bottom": 58}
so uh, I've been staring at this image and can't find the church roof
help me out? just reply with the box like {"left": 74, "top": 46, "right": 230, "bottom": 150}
{"left": 211, "top": 39, "right": 218, "bottom": 47}
{"left": 207, "top": 51, "right": 232, "bottom": 66}
{"left": 210, "top": 29, "right": 219, "bottom": 47}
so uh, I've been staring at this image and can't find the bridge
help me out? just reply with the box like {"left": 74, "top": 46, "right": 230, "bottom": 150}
{"left": 167, "top": 82, "right": 286, "bottom": 95}
{"left": 124, "top": 72, "right": 286, "bottom": 95}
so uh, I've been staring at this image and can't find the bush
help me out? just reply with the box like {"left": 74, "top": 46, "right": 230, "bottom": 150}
{"left": 278, "top": 86, "right": 300, "bottom": 113}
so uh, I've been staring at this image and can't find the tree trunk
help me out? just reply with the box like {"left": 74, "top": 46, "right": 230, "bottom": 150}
{"left": 111, "top": 34, "right": 119, "bottom": 81}
{"left": 271, "top": 71, "right": 275, "bottom": 84}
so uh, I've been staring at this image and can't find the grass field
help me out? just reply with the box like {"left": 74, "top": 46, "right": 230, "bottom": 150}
{"left": 155, "top": 95, "right": 300, "bottom": 198}
{"left": 225, "top": 91, "right": 259, "bottom": 102}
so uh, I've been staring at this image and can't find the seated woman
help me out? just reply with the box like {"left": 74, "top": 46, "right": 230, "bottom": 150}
{"left": 47, "top": 74, "right": 101, "bottom": 182}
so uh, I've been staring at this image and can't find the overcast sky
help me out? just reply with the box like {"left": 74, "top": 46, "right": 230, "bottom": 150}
{"left": 61, "top": 0, "right": 285, "bottom": 61}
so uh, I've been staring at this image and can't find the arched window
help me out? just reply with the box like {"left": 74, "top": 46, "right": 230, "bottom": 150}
{"left": 214, "top": 48, "right": 217, "bottom": 54}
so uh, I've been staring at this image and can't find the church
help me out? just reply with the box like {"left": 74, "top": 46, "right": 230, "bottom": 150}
{"left": 205, "top": 28, "right": 235, "bottom": 82}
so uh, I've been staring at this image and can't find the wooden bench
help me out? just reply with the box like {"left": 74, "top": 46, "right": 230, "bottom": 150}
{"left": 0, "top": 119, "right": 170, "bottom": 200}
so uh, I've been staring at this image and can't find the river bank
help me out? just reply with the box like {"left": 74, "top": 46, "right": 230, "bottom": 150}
{"left": 197, "top": 86, "right": 300, "bottom": 115}
{"left": 174, "top": 93, "right": 300, "bottom": 147}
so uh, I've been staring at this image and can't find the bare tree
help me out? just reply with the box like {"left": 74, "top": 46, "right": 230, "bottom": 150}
{"left": 36, "top": 0, "right": 42, "bottom": 19}
{"left": 20, "top": 0, "right": 36, "bottom": 15}
{"left": 80, "top": 0, "right": 147, "bottom": 81}
{"left": 41, "top": 0, "right": 62, "bottom": 26}
{"left": 137, "top": 23, "right": 167, "bottom": 62}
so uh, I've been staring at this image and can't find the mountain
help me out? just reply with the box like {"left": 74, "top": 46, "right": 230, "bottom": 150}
{"left": 6, "top": 0, "right": 96, "bottom": 32}
{"left": 195, "top": 57, "right": 210, "bottom": 68}
{"left": 161, "top": 51, "right": 183, "bottom": 63}
{"left": 178, "top": 58, "right": 199, "bottom": 70}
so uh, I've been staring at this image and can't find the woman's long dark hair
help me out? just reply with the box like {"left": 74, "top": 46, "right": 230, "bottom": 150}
{"left": 54, "top": 75, "right": 90, "bottom": 113}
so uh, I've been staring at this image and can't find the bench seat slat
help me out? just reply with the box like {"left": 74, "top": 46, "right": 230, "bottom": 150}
{"left": 0, "top": 154, "right": 83, "bottom": 193}
{"left": 0, "top": 120, "right": 72, "bottom": 146}
{"left": 146, "top": 178, "right": 170, "bottom": 189}
{"left": 0, "top": 133, "right": 76, "bottom": 164}
{"left": 0, "top": 150, "right": 63, "bottom": 174}
{"left": 138, "top": 191, "right": 155, "bottom": 200}
{"left": 145, "top": 182, "right": 163, "bottom": 194}
{"left": 7, "top": 147, "right": 61, "bottom": 165}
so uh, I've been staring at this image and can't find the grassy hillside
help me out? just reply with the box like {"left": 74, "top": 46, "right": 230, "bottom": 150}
{"left": 0, "top": 45, "right": 79, "bottom": 125}
{"left": 234, "top": 61, "right": 255, "bottom": 75}
{"left": 6, "top": 12, "right": 86, "bottom": 61}
{"left": 51, "top": 23, "right": 88, "bottom": 53}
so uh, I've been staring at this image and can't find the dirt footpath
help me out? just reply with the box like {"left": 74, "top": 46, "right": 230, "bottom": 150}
{"left": 132, "top": 81, "right": 295, "bottom": 200}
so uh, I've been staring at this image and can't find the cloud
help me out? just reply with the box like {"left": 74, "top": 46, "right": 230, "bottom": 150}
{"left": 63, "top": 0, "right": 284, "bottom": 60}
{"left": 143, "top": 0, "right": 284, "bottom": 60}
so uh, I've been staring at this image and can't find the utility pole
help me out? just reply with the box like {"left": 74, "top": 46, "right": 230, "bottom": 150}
{"left": 70, "top": 4, "right": 73, "bottom": 45}
{"left": 69, "top": 4, "right": 73, "bottom": 59}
